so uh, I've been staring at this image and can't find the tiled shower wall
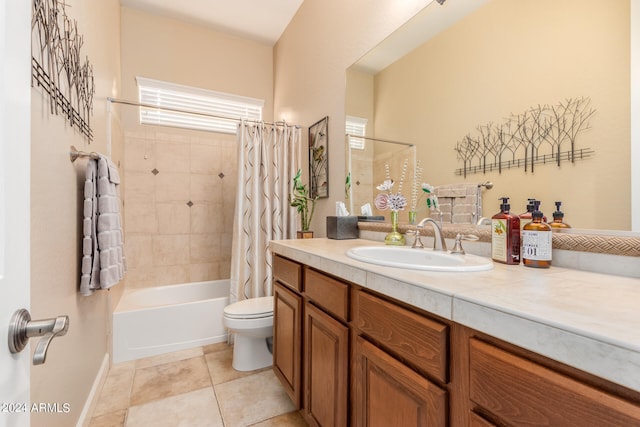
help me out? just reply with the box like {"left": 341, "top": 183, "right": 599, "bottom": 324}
{"left": 123, "top": 130, "right": 237, "bottom": 289}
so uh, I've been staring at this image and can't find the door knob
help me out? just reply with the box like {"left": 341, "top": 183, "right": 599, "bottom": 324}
{"left": 8, "top": 309, "right": 70, "bottom": 365}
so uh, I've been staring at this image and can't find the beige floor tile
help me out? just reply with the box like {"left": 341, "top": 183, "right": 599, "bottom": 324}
{"left": 215, "top": 370, "right": 295, "bottom": 426}
{"left": 126, "top": 388, "right": 223, "bottom": 427}
{"left": 204, "top": 346, "right": 270, "bottom": 385}
{"left": 250, "top": 411, "right": 308, "bottom": 426}
{"left": 130, "top": 356, "right": 212, "bottom": 406}
{"left": 135, "top": 346, "right": 204, "bottom": 369}
{"left": 92, "top": 365, "right": 135, "bottom": 417}
{"left": 203, "top": 342, "right": 231, "bottom": 354}
{"left": 89, "top": 409, "right": 127, "bottom": 427}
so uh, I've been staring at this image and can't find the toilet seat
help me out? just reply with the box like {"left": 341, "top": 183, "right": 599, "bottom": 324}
{"left": 223, "top": 296, "right": 273, "bottom": 320}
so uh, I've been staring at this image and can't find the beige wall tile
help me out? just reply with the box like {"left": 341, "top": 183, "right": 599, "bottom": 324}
{"left": 125, "top": 201, "right": 158, "bottom": 234}
{"left": 156, "top": 140, "right": 190, "bottom": 173}
{"left": 190, "top": 173, "right": 222, "bottom": 203}
{"left": 155, "top": 172, "right": 190, "bottom": 202}
{"left": 124, "top": 234, "right": 154, "bottom": 269}
{"left": 153, "top": 234, "right": 191, "bottom": 265}
{"left": 125, "top": 137, "right": 156, "bottom": 172}
{"left": 217, "top": 262, "right": 231, "bottom": 280}
{"left": 191, "top": 143, "right": 222, "bottom": 174}
{"left": 191, "top": 203, "right": 224, "bottom": 234}
{"left": 190, "top": 263, "right": 219, "bottom": 282}
{"left": 190, "top": 234, "right": 220, "bottom": 264}
{"left": 122, "top": 268, "right": 155, "bottom": 289}
{"left": 152, "top": 265, "right": 191, "bottom": 286}
{"left": 125, "top": 171, "right": 155, "bottom": 204}
{"left": 157, "top": 202, "right": 191, "bottom": 234}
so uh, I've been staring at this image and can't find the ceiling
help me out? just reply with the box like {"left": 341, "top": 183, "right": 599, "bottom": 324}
{"left": 120, "top": 0, "right": 304, "bottom": 45}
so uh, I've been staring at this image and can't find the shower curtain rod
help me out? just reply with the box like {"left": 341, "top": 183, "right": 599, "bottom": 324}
{"left": 346, "top": 134, "right": 414, "bottom": 147}
{"left": 107, "top": 97, "right": 299, "bottom": 128}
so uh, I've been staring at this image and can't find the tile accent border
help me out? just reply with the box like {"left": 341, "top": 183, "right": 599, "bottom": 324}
{"left": 358, "top": 222, "right": 640, "bottom": 257}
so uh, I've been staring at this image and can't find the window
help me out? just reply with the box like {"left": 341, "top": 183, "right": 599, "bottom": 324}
{"left": 346, "top": 116, "right": 367, "bottom": 150}
{"left": 137, "top": 77, "right": 264, "bottom": 134}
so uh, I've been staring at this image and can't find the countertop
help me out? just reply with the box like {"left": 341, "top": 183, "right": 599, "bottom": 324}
{"left": 269, "top": 238, "right": 640, "bottom": 392}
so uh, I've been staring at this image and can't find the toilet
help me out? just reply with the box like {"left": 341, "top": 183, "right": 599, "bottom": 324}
{"left": 222, "top": 296, "right": 274, "bottom": 371}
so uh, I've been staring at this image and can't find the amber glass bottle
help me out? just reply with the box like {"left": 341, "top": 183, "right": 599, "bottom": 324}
{"left": 522, "top": 207, "right": 552, "bottom": 268}
{"left": 491, "top": 197, "right": 520, "bottom": 265}
{"left": 548, "top": 201, "right": 571, "bottom": 231}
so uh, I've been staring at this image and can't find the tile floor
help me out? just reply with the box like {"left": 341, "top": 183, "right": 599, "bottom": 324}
{"left": 89, "top": 343, "right": 308, "bottom": 427}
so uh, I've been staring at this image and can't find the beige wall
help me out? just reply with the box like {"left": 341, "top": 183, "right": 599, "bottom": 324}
{"left": 373, "top": 0, "right": 630, "bottom": 229}
{"left": 119, "top": 8, "right": 274, "bottom": 289}
{"left": 120, "top": 7, "right": 274, "bottom": 124}
{"left": 30, "top": 0, "right": 122, "bottom": 426}
{"left": 274, "top": 0, "right": 433, "bottom": 235}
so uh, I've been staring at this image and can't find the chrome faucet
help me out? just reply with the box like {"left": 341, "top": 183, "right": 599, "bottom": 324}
{"left": 476, "top": 216, "right": 491, "bottom": 226}
{"left": 416, "top": 217, "right": 447, "bottom": 251}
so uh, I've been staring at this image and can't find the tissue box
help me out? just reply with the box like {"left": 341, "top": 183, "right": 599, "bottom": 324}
{"left": 326, "top": 216, "right": 359, "bottom": 240}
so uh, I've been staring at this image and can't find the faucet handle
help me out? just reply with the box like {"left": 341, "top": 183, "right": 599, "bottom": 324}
{"left": 406, "top": 230, "right": 424, "bottom": 249}
{"left": 450, "top": 234, "right": 479, "bottom": 255}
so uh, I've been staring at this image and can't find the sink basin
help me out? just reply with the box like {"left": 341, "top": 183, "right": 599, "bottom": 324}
{"left": 346, "top": 246, "right": 493, "bottom": 272}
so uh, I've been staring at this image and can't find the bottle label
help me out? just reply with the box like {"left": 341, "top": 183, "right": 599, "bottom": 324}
{"left": 491, "top": 219, "right": 508, "bottom": 262}
{"left": 522, "top": 230, "right": 552, "bottom": 261}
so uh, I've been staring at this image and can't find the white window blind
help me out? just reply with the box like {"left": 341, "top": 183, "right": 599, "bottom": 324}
{"left": 346, "top": 116, "right": 368, "bottom": 150}
{"left": 137, "top": 77, "right": 264, "bottom": 134}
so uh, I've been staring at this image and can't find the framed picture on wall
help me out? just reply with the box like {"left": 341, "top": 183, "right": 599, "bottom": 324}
{"left": 309, "top": 116, "right": 329, "bottom": 199}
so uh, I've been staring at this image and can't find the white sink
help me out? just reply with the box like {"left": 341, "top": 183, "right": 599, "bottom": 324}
{"left": 346, "top": 246, "right": 493, "bottom": 272}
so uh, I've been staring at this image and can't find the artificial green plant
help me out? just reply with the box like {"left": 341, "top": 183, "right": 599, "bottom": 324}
{"left": 289, "top": 169, "right": 317, "bottom": 232}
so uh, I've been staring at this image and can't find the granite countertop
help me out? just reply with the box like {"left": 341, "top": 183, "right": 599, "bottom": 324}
{"left": 269, "top": 237, "right": 640, "bottom": 393}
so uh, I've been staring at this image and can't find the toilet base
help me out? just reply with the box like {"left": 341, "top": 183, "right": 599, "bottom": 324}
{"left": 232, "top": 334, "right": 273, "bottom": 371}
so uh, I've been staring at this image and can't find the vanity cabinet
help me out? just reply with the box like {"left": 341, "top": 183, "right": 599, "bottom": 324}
{"left": 352, "top": 289, "right": 448, "bottom": 426}
{"left": 272, "top": 253, "right": 640, "bottom": 426}
{"left": 273, "top": 256, "right": 303, "bottom": 408}
{"left": 304, "top": 268, "right": 350, "bottom": 426}
{"left": 273, "top": 255, "right": 349, "bottom": 426}
{"left": 468, "top": 337, "right": 640, "bottom": 426}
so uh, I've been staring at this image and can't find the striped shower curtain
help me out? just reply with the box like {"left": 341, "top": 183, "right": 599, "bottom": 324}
{"left": 229, "top": 120, "right": 301, "bottom": 304}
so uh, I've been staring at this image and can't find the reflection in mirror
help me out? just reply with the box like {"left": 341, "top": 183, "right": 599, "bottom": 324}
{"left": 346, "top": 0, "right": 638, "bottom": 232}
{"left": 346, "top": 135, "right": 415, "bottom": 223}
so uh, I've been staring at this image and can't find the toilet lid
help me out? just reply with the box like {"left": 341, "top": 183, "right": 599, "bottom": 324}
{"left": 224, "top": 296, "right": 274, "bottom": 319}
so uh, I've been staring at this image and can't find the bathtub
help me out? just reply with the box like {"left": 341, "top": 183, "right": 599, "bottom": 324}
{"left": 112, "top": 280, "right": 229, "bottom": 363}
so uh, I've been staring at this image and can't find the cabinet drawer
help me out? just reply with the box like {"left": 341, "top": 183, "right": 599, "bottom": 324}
{"left": 353, "top": 290, "right": 448, "bottom": 383}
{"left": 304, "top": 268, "right": 349, "bottom": 322}
{"left": 469, "top": 338, "right": 640, "bottom": 426}
{"left": 273, "top": 255, "right": 302, "bottom": 292}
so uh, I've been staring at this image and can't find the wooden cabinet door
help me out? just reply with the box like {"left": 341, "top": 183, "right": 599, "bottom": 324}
{"left": 353, "top": 336, "right": 447, "bottom": 427}
{"left": 469, "top": 338, "right": 640, "bottom": 426}
{"left": 304, "top": 302, "right": 349, "bottom": 427}
{"left": 273, "top": 281, "right": 303, "bottom": 409}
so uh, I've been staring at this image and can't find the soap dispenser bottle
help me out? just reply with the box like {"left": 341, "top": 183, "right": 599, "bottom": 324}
{"left": 522, "top": 201, "right": 552, "bottom": 268}
{"left": 491, "top": 197, "right": 520, "bottom": 265}
{"left": 520, "top": 199, "right": 546, "bottom": 229}
{"left": 519, "top": 198, "right": 536, "bottom": 230}
{"left": 549, "top": 201, "right": 571, "bottom": 231}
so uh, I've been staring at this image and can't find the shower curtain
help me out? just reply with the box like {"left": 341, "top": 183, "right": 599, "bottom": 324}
{"left": 229, "top": 120, "right": 301, "bottom": 304}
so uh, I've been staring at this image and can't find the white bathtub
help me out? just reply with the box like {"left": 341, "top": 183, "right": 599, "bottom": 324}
{"left": 112, "top": 280, "right": 229, "bottom": 363}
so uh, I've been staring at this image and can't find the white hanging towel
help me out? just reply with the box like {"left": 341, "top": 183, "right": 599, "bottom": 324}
{"left": 80, "top": 155, "right": 126, "bottom": 296}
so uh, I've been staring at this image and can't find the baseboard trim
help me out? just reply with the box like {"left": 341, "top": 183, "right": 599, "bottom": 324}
{"left": 76, "top": 353, "right": 110, "bottom": 427}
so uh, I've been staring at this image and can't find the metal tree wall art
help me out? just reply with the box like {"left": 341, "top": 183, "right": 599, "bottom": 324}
{"left": 309, "top": 116, "right": 329, "bottom": 198}
{"left": 454, "top": 97, "right": 596, "bottom": 177}
{"left": 32, "top": 0, "right": 95, "bottom": 141}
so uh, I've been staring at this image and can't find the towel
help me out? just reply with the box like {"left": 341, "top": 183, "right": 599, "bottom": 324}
{"left": 80, "top": 155, "right": 126, "bottom": 296}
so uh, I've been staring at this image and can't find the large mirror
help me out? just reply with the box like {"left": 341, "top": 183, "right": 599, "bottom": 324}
{"left": 346, "top": 0, "right": 638, "bottom": 232}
